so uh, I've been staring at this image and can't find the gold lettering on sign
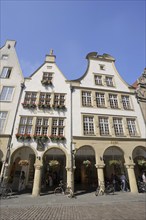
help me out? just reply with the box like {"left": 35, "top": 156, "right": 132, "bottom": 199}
{"left": 111, "top": 141, "right": 119, "bottom": 144}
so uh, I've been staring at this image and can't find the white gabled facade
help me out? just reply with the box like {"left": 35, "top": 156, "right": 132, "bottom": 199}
{"left": 70, "top": 52, "right": 146, "bottom": 193}
{"left": 0, "top": 40, "right": 24, "bottom": 180}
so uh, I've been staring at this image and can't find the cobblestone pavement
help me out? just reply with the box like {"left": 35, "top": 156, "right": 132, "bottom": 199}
{"left": 0, "top": 191, "right": 146, "bottom": 220}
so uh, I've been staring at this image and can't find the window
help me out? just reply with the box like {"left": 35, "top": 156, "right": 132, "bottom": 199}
{"left": 96, "top": 93, "right": 105, "bottom": 107}
{"left": 42, "top": 72, "right": 53, "bottom": 85}
{"left": 0, "top": 86, "right": 14, "bottom": 101}
{"left": 95, "top": 75, "right": 102, "bottom": 85}
{"left": 99, "top": 64, "right": 105, "bottom": 70}
{"left": 18, "top": 117, "right": 33, "bottom": 135}
{"left": 127, "top": 118, "right": 137, "bottom": 136}
{"left": 113, "top": 118, "right": 124, "bottom": 136}
{"left": 53, "top": 94, "right": 65, "bottom": 107}
{"left": 39, "top": 93, "right": 51, "bottom": 107}
{"left": 82, "top": 91, "right": 92, "bottom": 107}
{"left": 105, "top": 76, "right": 114, "bottom": 87}
{"left": 35, "top": 118, "right": 49, "bottom": 135}
{"left": 23, "top": 92, "right": 37, "bottom": 105}
{"left": 109, "top": 94, "right": 118, "bottom": 108}
{"left": 99, "top": 117, "right": 109, "bottom": 135}
{"left": 121, "top": 95, "right": 131, "bottom": 110}
{"left": 1, "top": 55, "right": 8, "bottom": 60}
{"left": 0, "top": 67, "right": 11, "bottom": 78}
{"left": 83, "top": 116, "right": 94, "bottom": 135}
{"left": 0, "top": 111, "right": 7, "bottom": 134}
{"left": 52, "top": 118, "right": 64, "bottom": 136}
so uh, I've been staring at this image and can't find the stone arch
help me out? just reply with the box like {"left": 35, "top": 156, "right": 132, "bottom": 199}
{"left": 132, "top": 145, "right": 146, "bottom": 181}
{"left": 9, "top": 146, "right": 36, "bottom": 192}
{"left": 103, "top": 146, "right": 125, "bottom": 189}
{"left": 42, "top": 147, "right": 67, "bottom": 192}
{"left": 75, "top": 145, "right": 97, "bottom": 191}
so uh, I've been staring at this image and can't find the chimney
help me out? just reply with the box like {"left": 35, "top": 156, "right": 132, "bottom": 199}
{"left": 45, "top": 49, "right": 56, "bottom": 63}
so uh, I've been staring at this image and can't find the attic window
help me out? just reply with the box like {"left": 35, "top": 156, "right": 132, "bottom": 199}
{"left": 41, "top": 72, "right": 53, "bottom": 86}
{"left": 99, "top": 64, "right": 105, "bottom": 70}
{"left": 47, "top": 66, "right": 52, "bottom": 69}
{"left": 1, "top": 55, "right": 8, "bottom": 60}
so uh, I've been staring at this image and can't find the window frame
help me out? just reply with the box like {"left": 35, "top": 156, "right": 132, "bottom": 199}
{"left": 82, "top": 91, "right": 92, "bottom": 107}
{"left": 113, "top": 117, "right": 124, "bottom": 136}
{"left": 83, "top": 116, "right": 95, "bottom": 135}
{"left": 0, "top": 86, "right": 14, "bottom": 101}
{"left": 0, "top": 111, "right": 8, "bottom": 134}
{"left": 99, "top": 117, "right": 110, "bottom": 136}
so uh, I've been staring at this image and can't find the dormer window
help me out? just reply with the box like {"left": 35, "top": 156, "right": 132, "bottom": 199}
{"left": 99, "top": 64, "right": 105, "bottom": 70}
{"left": 41, "top": 72, "right": 53, "bottom": 86}
{"left": 105, "top": 76, "right": 114, "bottom": 87}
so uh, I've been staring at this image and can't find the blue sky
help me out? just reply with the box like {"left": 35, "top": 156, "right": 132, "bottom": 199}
{"left": 1, "top": 0, "right": 145, "bottom": 84}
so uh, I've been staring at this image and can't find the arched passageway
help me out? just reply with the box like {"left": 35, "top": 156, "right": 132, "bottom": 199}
{"left": 74, "top": 146, "right": 97, "bottom": 192}
{"left": 42, "top": 148, "right": 66, "bottom": 193}
{"left": 9, "top": 147, "right": 36, "bottom": 192}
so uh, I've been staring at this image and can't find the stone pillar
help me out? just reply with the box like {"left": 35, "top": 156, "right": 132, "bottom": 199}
{"left": 66, "top": 167, "right": 75, "bottom": 193}
{"left": 125, "top": 163, "right": 138, "bottom": 193}
{"left": 32, "top": 164, "right": 43, "bottom": 196}
{"left": 95, "top": 164, "right": 105, "bottom": 186}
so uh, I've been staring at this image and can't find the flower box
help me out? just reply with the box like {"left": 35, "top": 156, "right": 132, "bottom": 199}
{"left": 16, "top": 133, "right": 31, "bottom": 141}
{"left": 22, "top": 103, "right": 37, "bottom": 108}
{"left": 18, "top": 160, "right": 29, "bottom": 166}
{"left": 38, "top": 104, "right": 51, "bottom": 109}
{"left": 83, "top": 160, "right": 91, "bottom": 167}
{"left": 49, "top": 135, "right": 66, "bottom": 142}
{"left": 33, "top": 134, "right": 49, "bottom": 142}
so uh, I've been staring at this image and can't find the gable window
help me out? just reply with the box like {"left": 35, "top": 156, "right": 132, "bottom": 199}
{"left": 96, "top": 93, "right": 105, "bottom": 107}
{"left": 41, "top": 72, "right": 53, "bottom": 85}
{"left": 0, "top": 111, "right": 8, "bottom": 134}
{"left": 109, "top": 94, "right": 118, "bottom": 109}
{"left": 18, "top": 117, "right": 33, "bottom": 135}
{"left": 52, "top": 118, "right": 64, "bottom": 136}
{"left": 99, "top": 117, "right": 109, "bottom": 135}
{"left": 95, "top": 75, "right": 102, "bottom": 85}
{"left": 127, "top": 118, "right": 137, "bottom": 136}
{"left": 39, "top": 93, "right": 51, "bottom": 108}
{"left": 53, "top": 94, "right": 65, "bottom": 108}
{"left": 22, "top": 92, "right": 37, "bottom": 107}
{"left": 82, "top": 91, "right": 92, "bottom": 107}
{"left": 105, "top": 76, "right": 114, "bottom": 87}
{"left": 0, "top": 86, "right": 14, "bottom": 101}
{"left": 1, "top": 55, "right": 8, "bottom": 60}
{"left": 113, "top": 118, "right": 124, "bottom": 136}
{"left": 35, "top": 118, "right": 49, "bottom": 135}
{"left": 121, "top": 95, "right": 131, "bottom": 110}
{"left": 83, "top": 116, "right": 94, "bottom": 135}
{"left": 0, "top": 67, "right": 11, "bottom": 78}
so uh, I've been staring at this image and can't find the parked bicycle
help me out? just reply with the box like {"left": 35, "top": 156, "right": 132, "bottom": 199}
{"left": 0, "top": 184, "right": 13, "bottom": 199}
{"left": 54, "top": 180, "right": 74, "bottom": 198}
{"left": 95, "top": 180, "right": 114, "bottom": 196}
{"left": 137, "top": 181, "right": 146, "bottom": 193}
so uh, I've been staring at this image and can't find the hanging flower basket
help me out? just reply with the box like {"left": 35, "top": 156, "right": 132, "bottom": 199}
{"left": 18, "top": 160, "right": 29, "bottom": 166}
{"left": 109, "top": 160, "right": 121, "bottom": 166}
{"left": 137, "top": 159, "right": 146, "bottom": 167}
{"left": 49, "top": 160, "right": 60, "bottom": 167}
{"left": 83, "top": 160, "right": 91, "bottom": 167}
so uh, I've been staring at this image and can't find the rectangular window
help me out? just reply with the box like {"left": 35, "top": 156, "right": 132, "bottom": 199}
{"left": 99, "top": 117, "right": 109, "bottom": 135}
{"left": 35, "top": 118, "right": 49, "bottom": 135}
{"left": 83, "top": 116, "right": 94, "bottom": 135}
{"left": 95, "top": 75, "right": 102, "bottom": 85}
{"left": 127, "top": 118, "right": 137, "bottom": 136}
{"left": 105, "top": 76, "right": 114, "bottom": 87}
{"left": 1, "top": 55, "right": 8, "bottom": 60}
{"left": 18, "top": 117, "right": 33, "bottom": 135}
{"left": 53, "top": 94, "right": 65, "bottom": 107}
{"left": 0, "top": 86, "right": 14, "bottom": 101}
{"left": 39, "top": 93, "right": 51, "bottom": 106}
{"left": 121, "top": 95, "right": 131, "bottom": 110}
{"left": 23, "top": 92, "right": 37, "bottom": 105}
{"left": 0, "top": 67, "right": 11, "bottom": 78}
{"left": 96, "top": 93, "right": 105, "bottom": 107}
{"left": 113, "top": 118, "right": 124, "bottom": 136}
{"left": 51, "top": 118, "right": 64, "bottom": 136}
{"left": 82, "top": 91, "right": 92, "bottom": 107}
{"left": 109, "top": 94, "right": 118, "bottom": 108}
{"left": 0, "top": 111, "right": 8, "bottom": 134}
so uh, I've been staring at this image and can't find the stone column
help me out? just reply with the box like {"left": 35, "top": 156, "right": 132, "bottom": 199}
{"left": 95, "top": 164, "right": 105, "bottom": 186}
{"left": 125, "top": 163, "right": 138, "bottom": 193}
{"left": 32, "top": 164, "right": 43, "bottom": 196}
{"left": 66, "top": 167, "right": 75, "bottom": 193}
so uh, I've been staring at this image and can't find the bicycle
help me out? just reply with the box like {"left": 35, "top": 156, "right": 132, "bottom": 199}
{"left": 95, "top": 180, "right": 114, "bottom": 196}
{"left": 0, "top": 185, "right": 13, "bottom": 199}
{"left": 54, "top": 181, "right": 74, "bottom": 198}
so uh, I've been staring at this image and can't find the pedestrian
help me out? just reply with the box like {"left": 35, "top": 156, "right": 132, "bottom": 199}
{"left": 120, "top": 173, "right": 126, "bottom": 192}
{"left": 142, "top": 172, "right": 146, "bottom": 183}
{"left": 19, "top": 171, "right": 26, "bottom": 192}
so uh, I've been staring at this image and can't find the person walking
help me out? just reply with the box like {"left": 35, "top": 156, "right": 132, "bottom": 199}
{"left": 142, "top": 172, "right": 146, "bottom": 183}
{"left": 120, "top": 173, "right": 126, "bottom": 192}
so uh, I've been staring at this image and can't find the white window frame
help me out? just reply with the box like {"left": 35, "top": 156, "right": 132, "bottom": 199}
{"left": 105, "top": 76, "right": 114, "bottom": 87}
{"left": 83, "top": 116, "right": 94, "bottom": 135}
{"left": 96, "top": 93, "right": 105, "bottom": 107}
{"left": 0, "top": 67, "right": 11, "bottom": 78}
{"left": 0, "top": 111, "right": 8, "bottom": 134}
{"left": 99, "top": 117, "right": 110, "bottom": 136}
{"left": 0, "top": 86, "right": 14, "bottom": 101}
{"left": 82, "top": 91, "right": 92, "bottom": 107}
{"left": 113, "top": 118, "right": 124, "bottom": 136}
{"left": 35, "top": 118, "right": 49, "bottom": 135}
{"left": 51, "top": 118, "right": 64, "bottom": 136}
{"left": 127, "top": 118, "right": 137, "bottom": 136}
{"left": 121, "top": 95, "right": 131, "bottom": 110}
{"left": 109, "top": 94, "right": 119, "bottom": 109}
{"left": 94, "top": 75, "right": 103, "bottom": 85}
{"left": 18, "top": 117, "right": 33, "bottom": 135}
